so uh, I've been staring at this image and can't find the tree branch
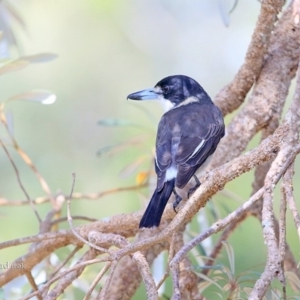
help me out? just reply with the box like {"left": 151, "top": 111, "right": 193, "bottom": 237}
{"left": 215, "top": 0, "right": 285, "bottom": 115}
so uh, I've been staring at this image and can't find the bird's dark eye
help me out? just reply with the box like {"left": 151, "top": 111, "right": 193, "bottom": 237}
{"left": 161, "top": 85, "right": 170, "bottom": 94}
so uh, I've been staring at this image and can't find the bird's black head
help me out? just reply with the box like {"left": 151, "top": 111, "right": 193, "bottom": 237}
{"left": 127, "top": 75, "right": 211, "bottom": 112}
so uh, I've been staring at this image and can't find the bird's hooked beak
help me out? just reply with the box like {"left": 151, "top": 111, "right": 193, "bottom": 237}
{"left": 127, "top": 88, "right": 160, "bottom": 101}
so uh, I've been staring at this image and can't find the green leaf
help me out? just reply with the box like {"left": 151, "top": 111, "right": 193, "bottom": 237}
{"left": 193, "top": 241, "right": 206, "bottom": 257}
{"left": 198, "top": 280, "right": 212, "bottom": 293}
{"left": 220, "top": 265, "right": 233, "bottom": 281}
{"left": 243, "top": 287, "right": 252, "bottom": 296}
{"left": 8, "top": 90, "right": 56, "bottom": 105}
{"left": 222, "top": 241, "right": 235, "bottom": 277}
{"left": 97, "top": 118, "right": 138, "bottom": 127}
{"left": 96, "top": 144, "right": 119, "bottom": 156}
{"left": 20, "top": 53, "right": 58, "bottom": 63}
{"left": 270, "top": 288, "right": 281, "bottom": 299}
{"left": 193, "top": 264, "right": 223, "bottom": 271}
{"left": 220, "top": 189, "right": 244, "bottom": 203}
{"left": 285, "top": 271, "right": 300, "bottom": 290}
{"left": 211, "top": 292, "right": 224, "bottom": 300}
{"left": 196, "top": 272, "right": 224, "bottom": 293}
{"left": 0, "top": 59, "right": 30, "bottom": 76}
{"left": 218, "top": 0, "right": 239, "bottom": 27}
{"left": 206, "top": 201, "right": 220, "bottom": 221}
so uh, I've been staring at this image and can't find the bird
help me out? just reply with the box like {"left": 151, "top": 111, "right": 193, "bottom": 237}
{"left": 127, "top": 75, "right": 225, "bottom": 228}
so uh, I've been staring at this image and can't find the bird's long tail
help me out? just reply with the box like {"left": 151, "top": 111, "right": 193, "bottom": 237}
{"left": 139, "top": 178, "right": 175, "bottom": 228}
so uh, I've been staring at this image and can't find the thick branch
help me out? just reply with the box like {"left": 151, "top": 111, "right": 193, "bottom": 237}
{"left": 215, "top": 0, "right": 285, "bottom": 114}
{"left": 249, "top": 54, "right": 300, "bottom": 300}
{"left": 211, "top": 4, "right": 300, "bottom": 170}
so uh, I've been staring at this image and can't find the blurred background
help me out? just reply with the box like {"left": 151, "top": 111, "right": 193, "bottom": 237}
{"left": 0, "top": 0, "right": 299, "bottom": 298}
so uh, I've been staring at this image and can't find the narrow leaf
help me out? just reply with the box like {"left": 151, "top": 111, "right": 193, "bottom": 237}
{"left": 195, "top": 242, "right": 207, "bottom": 257}
{"left": 207, "top": 201, "right": 219, "bottom": 221}
{"left": 194, "top": 264, "right": 223, "bottom": 271}
{"left": 8, "top": 90, "right": 56, "bottom": 105}
{"left": 198, "top": 280, "right": 212, "bottom": 293}
{"left": 0, "top": 59, "right": 29, "bottom": 76}
{"left": 98, "top": 118, "right": 138, "bottom": 127}
{"left": 196, "top": 272, "right": 224, "bottom": 292}
{"left": 217, "top": 0, "right": 238, "bottom": 27}
{"left": 5, "top": 1, "right": 26, "bottom": 29}
{"left": 285, "top": 271, "right": 300, "bottom": 289}
{"left": 243, "top": 287, "right": 252, "bottom": 296}
{"left": 218, "top": 0, "right": 230, "bottom": 27}
{"left": 5, "top": 111, "right": 14, "bottom": 136}
{"left": 97, "top": 144, "right": 118, "bottom": 156}
{"left": 222, "top": 241, "right": 235, "bottom": 276}
{"left": 271, "top": 288, "right": 281, "bottom": 299}
{"left": 211, "top": 292, "right": 224, "bottom": 300}
{"left": 20, "top": 53, "right": 58, "bottom": 63}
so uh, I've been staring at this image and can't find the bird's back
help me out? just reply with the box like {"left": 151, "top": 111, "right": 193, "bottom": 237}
{"left": 156, "top": 102, "right": 224, "bottom": 189}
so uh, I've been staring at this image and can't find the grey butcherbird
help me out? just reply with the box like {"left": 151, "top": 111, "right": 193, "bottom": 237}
{"left": 127, "top": 75, "right": 225, "bottom": 228}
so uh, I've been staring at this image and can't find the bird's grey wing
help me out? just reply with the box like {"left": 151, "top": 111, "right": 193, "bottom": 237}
{"left": 175, "top": 121, "right": 224, "bottom": 188}
{"left": 154, "top": 118, "right": 173, "bottom": 191}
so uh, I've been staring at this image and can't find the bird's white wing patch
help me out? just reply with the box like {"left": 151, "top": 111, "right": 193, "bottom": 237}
{"left": 154, "top": 153, "right": 162, "bottom": 171}
{"left": 165, "top": 165, "right": 178, "bottom": 181}
{"left": 189, "top": 139, "right": 205, "bottom": 159}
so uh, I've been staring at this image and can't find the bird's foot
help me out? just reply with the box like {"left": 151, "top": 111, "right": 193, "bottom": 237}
{"left": 172, "top": 189, "right": 182, "bottom": 213}
{"left": 188, "top": 175, "right": 201, "bottom": 198}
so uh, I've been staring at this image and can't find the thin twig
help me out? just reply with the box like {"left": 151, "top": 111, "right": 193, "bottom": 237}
{"left": 0, "top": 107, "right": 55, "bottom": 207}
{"left": 67, "top": 173, "right": 111, "bottom": 253}
{"left": 44, "top": 249, "right": 99, "bottom": 300}
{"left": 0, "top": 183, "right": 147, "bottom": 206}
{"left": 279, "top": 181, "right": 287, "bottom": 262}
{"left": 156, "top": 273, "right": 169, "bottom": 291}
{"left": 155, "top": 233, "right": 177, "bottom": 291}
{"left": 20, "top": 257, "right": 111, "bottom": 300}
{"left": 0, "top": 138, "right": 42, "bottom": 223}
{"left": 25, "top": 271, "right": 42, "bottom": 300}
{"left": 50, "top": 245, "right": 83, "bottom": 279}
{"left": 51, "top": 216, "right": 97, "bottom": 226}
{"left": 284, "top": 163, "right": 300, "bottom": 242}
{"left": 0, "top": 231, "right": 69, "bottom": 250}
{"left": 84, "top": 262, "right": 112, "bottom": 300}
{"left": 98, "top": 261, "right": 118, "bottom": 300}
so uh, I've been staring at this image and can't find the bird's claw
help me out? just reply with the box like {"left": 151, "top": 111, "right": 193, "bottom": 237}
{"left": 173, "top": 204, "right": 178, "bottom": 213}
{"left": 172, "top": 190, "right": 182, "bottom": 213}
{"left": 188, "top": 175, "right": 201, "bottom": 198}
